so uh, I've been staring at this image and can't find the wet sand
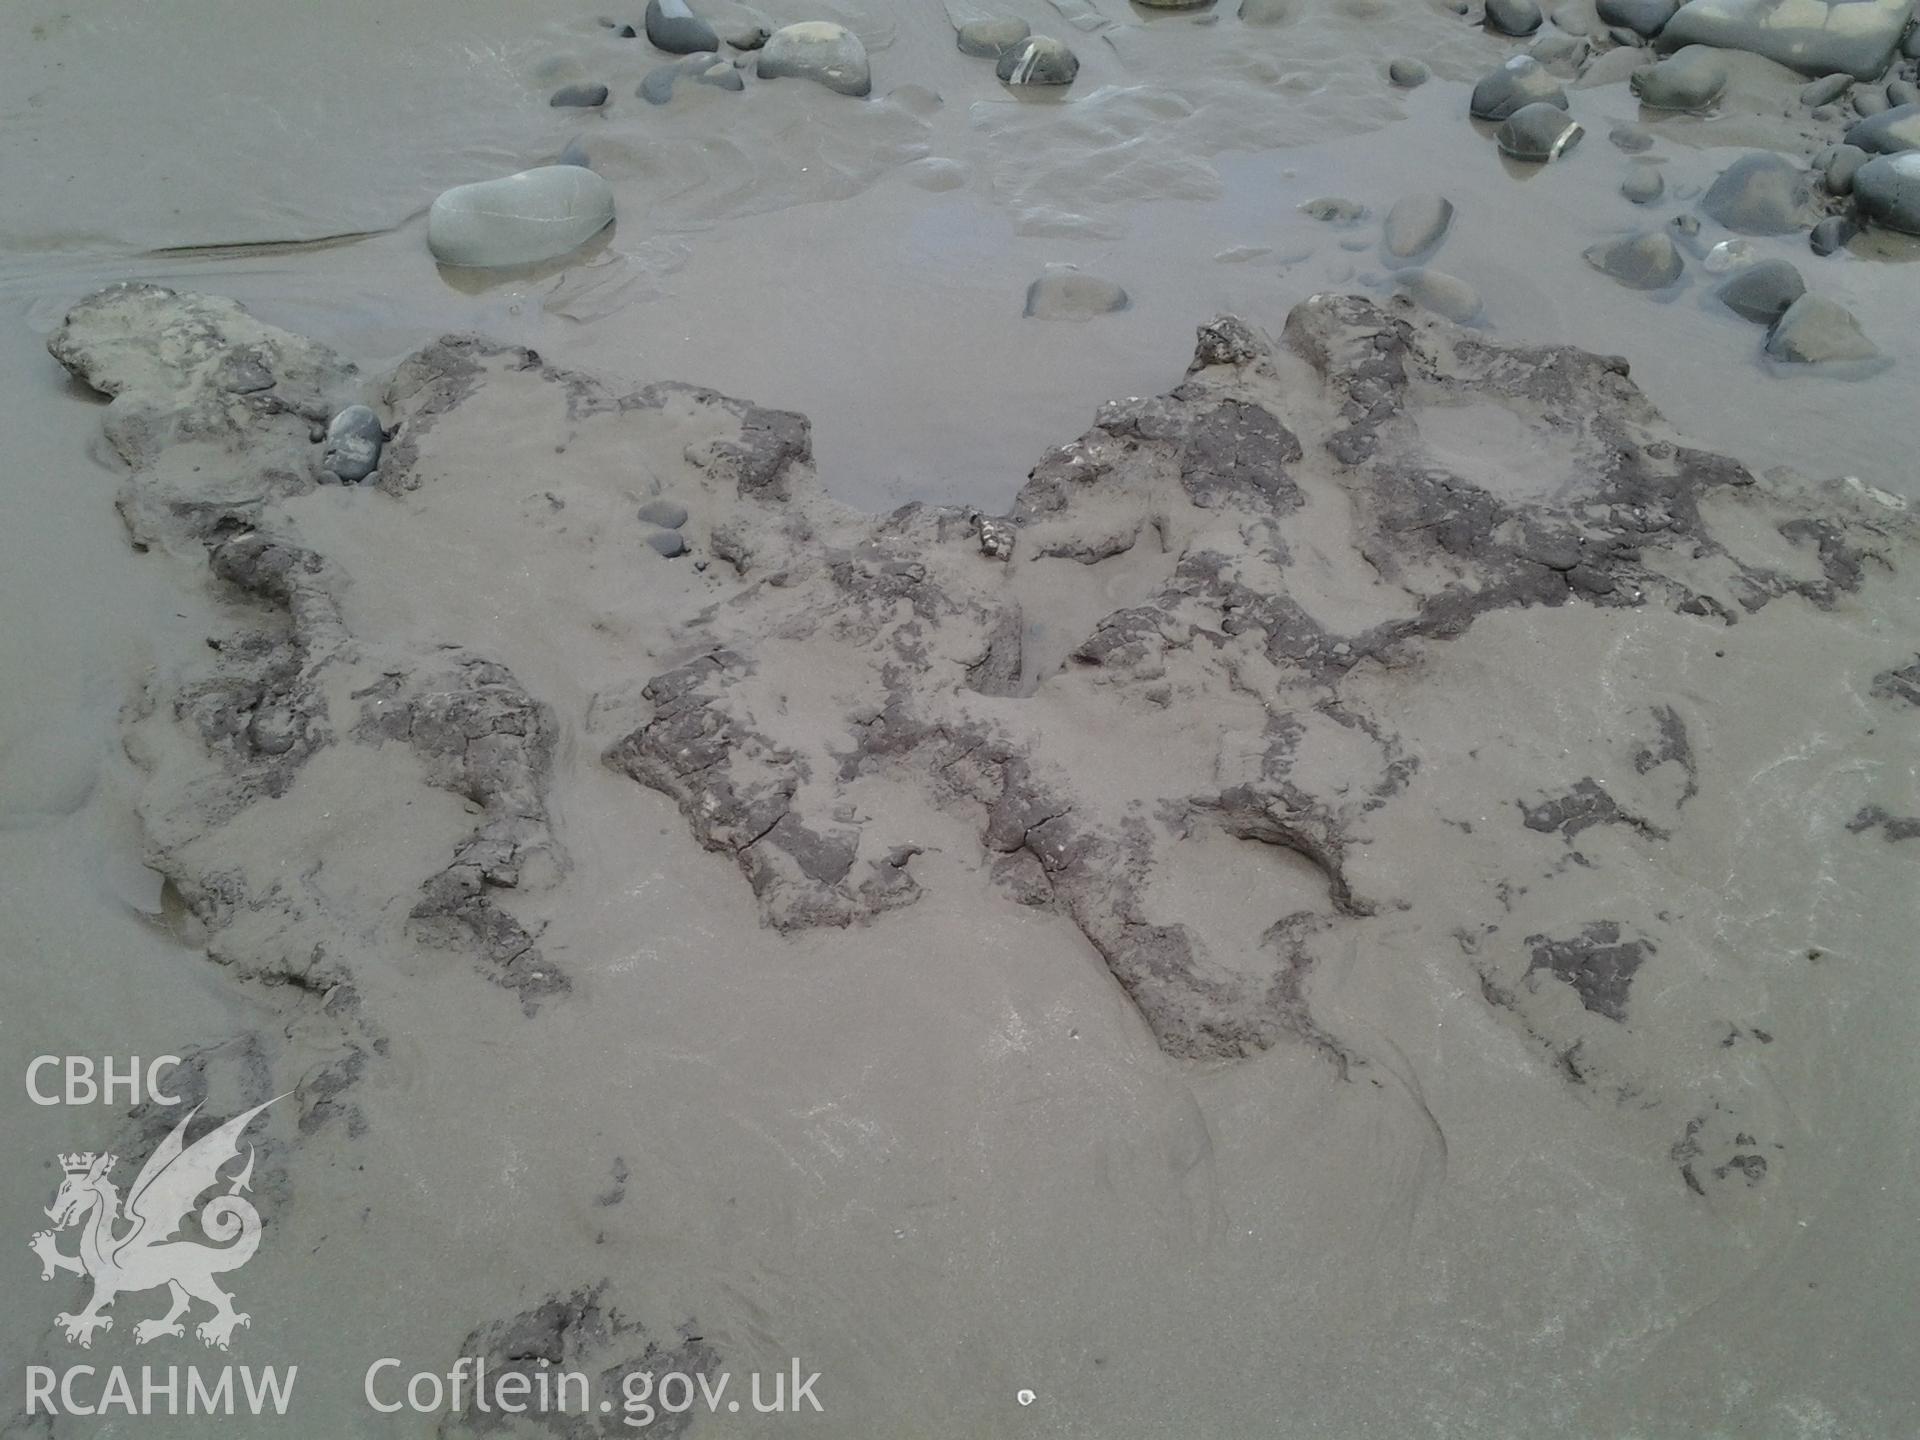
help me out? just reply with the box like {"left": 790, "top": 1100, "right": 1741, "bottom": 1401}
{"left": 3, "top": 0, "right": 1919, "bottom": 1436}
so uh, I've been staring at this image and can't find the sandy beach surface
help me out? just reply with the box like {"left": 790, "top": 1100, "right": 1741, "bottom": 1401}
{"left": 2, "top": 1, "right": 1918, "bottom": 1436}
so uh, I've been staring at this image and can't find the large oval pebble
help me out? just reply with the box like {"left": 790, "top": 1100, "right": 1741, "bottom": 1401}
{"left": 427, "top": 166, "right": 615, "bottom": 268}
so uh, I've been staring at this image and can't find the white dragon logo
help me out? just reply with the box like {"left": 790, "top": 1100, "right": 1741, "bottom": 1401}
{"left": 29, "top": 1098, "right": 280, "bottom": 1351}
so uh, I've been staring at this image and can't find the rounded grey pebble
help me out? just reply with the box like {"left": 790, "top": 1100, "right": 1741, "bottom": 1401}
{"left": 1621, "top": 164, "right": 1665, "bottom": 203}
{"left": 1717, "top": 258, "right": 1804, "bottom": 324}
{"left": 323, "top": 405, "right": 384, "bottom": 482}
{"left": 550, "top": 82, "right": 610, "bottom": 107}
{"left": 1609, "top": 123, "right": 1654, "bottom": 152}
{"left": 1701, "top": 152, "right": 1819, "bottom": 235}
{"left": 1630, "top": 46, "right": 1727, "bottom": 110}
{"left": 997, "top": 35, "right": 1078, "bottom": 85}
{"left": 1595, "top": 0, "right": 1677, "bottom": 36}
{"left": 1482, "top": 0, "right": 1543, "bottom": 33}
{"left": 957, "top": 17, "right": 1030, "bottom": 56}
{"left": 1528, "top": 33, "right": 1586, "bottom": 70}
{"left": 1382, "top": 192, "right": 1455, "bottom": 260}
{"left": 1800, "top": 73, "right": 1852, "bottom": 107}
{"left": 1470, "top": 55, "right": 1568, "bottom": 121}
{"left": 715, "top": 19, "right": 769, "bottom": 48}
{"left": 640, "top": 54, "right": 742, "bottom": 103}
{"left": 1891, "top": 80, "right": 1920, "bottom": 108}
{"left": 1808, "top": 215, "right": 1858, "bottom": 255}
{"left": 637, "top": 498, "right": 690, "bottom": 528}
{"left": 1845, "top": 103, "right": 1920, "bottom": 155}
{"left": 758, "top": 22, "right": 871, "bottom": 95}
{"left": 1302, "top": 196, "right": 1368, "bottom": 222}
{"left": 646, "top": 0, "right": 720, "bottom": 53}
{"left": 1396, "top": 268, "right": 1483, "bottom": 323}
{"left": 1853, "top": 151, "right": 1920, "bottom": 234}
{"left": 1854, "top": 86, "right": 1890, "bottom": 118}
{"left": 1389, "top": 57, "right": 1430, "bottom": 87}
{"left": 702, "top": 1, "right": 772, "bottom": 48}
{"left": 1485, "top": 0, "right": 1542, "bottom": 36}
{"left": 1584, "top": 230, "right": 1684, "bottom": 288}
{"left": 1497, "top": 102, "right": 1584, "bottom": 161}
{"left": 1823, "top": 143, "right": 1868, "bottom": 194}
{"left": 646, "top": 530, "right": 689, "bottom": 557}
{"left": 1024, "top": 272, "right": 1128, "bottom": 319}
{"left": 1765, "top": 294, "right": 1875, "bottom": 363}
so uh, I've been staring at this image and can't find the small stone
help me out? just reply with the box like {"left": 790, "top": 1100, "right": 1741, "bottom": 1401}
{"left": 550, "top": 82, "right": 611, "bottom": 107}
{"left": 1470, "top": 55, "right": 1569, "bottom": 121}
{"left": 1717, "top": 259, "right": 1804, "bottom": 323}
{"left": 1808, "top": 215, "right": 1858, "bottom": 254}
{"left": 1700, "top": 152, "right": 1820, "bottom": 234}
{"left": 1024, "top": 272, "right": 1128, "bottom": 319}
{"left": 974, "top": 515, "right": 1017, "bottom": 559}
{"left": 646, "top": 529, "right": 689, "bottom": 557}
{"left": 1800, "top": 72, "right": 1852, "bottom": 107}
{"left": 1703, "top": 238, "right": 1755, "bottom": 272}
{"left": 640, "top": 53, "right": 744, "bottom": 103}
{"left": 1596, "top": 0, "right": 1678, "bottom": 35}
{"left": 1389, "top": 58, "right": 1430, "bottom": 87}
{"left": 997, "top": 35, "right": 1079, "bottom": 85}
{"left": 1630, "top": 46, "right": 1729, "bottom": 109}
{"left": 1302, "top": 196, "right": 1368, "bottom": 222}
{"left": 427, "top": 166, "right": 615, "bottom": 268}
{"left": 1764, "top": 294, "right": 1876, "bottom": 362}
{"left": 1846, "top": 103, "right": 1920, "bottom": 155}
{"left": 702, "top": 1, "right": 771, "bottom": 47}
{"left": 646, "top": 0, "right": 720, "bottom": 53}
{"left": 1382, "top": 192, "right": 1455, "bottom": 261}
{"left": 1485, "top": 0, "right": 1543, "bottom": 36}
{"left": 1823, "top": 143, "right": 1868, "bottom": 194}
{"left": 637, "top": 498, "right": 690, "bottom": 528}
{"left": 1610, "top": 123, "right": 1655, "bottom": 152}
{"left": 758, "top": 22, "right": 871, "bottom": 95}
{"left": 1890, "top": 80, "right": 1920, "bottom": 108}
{"left": 1584, "top": 230, "right": 1685, "bottom": 288}
{"left": 957, "top": 17, "right": 1030, "bottom": 56}
{"left": 1396, "top": 269, "right": 1484, "bottom": 323}
{"left": 323, "top": 405, "right": 383, "bottom": 482}
{"left": 1528, "top": 34, "right": 1585, "bottom": 68}
{"left": 1496, "top": 102, "right": 1585, "bottom": 161}
{"left": 1621, "top": 164, "right": 1665, "bottom": 203}
{"left": 1854, "top": 86, "right": 1890, "bottom": 117}
{"left": 1853, "top": 151, "right": 1920, "bottom": 234}
{"left": 1238, "top": 0, "right": 1301, "bottom": 22}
